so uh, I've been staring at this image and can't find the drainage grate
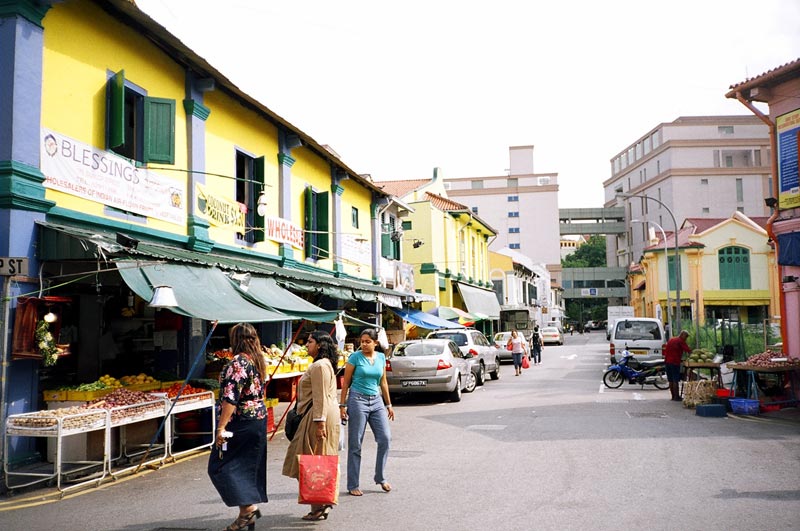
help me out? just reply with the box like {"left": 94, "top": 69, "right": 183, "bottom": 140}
{"left": 625, "top": 411, "right": 669, "bottom": 418}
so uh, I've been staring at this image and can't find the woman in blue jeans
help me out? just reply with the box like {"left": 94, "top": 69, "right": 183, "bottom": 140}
{"left": 339, "top": 328, "right": 395, "bottom": 496}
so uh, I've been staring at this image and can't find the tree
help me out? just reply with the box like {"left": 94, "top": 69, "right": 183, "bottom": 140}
{"left": 561, "top": 235, "right": 606, "bottom": 268}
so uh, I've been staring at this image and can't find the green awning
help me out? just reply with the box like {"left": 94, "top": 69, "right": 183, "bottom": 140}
{"left": 117, "top": 261, "right": 290, "bottom": 323}
{"left": 229, "top": 275, "right": 341, "bottom": 323}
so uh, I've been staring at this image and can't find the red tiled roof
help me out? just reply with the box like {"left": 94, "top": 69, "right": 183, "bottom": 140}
{"left": 726, "top": 58, "right": 800, "bottom": 95}
{"left": 376, "top": 179, "right": 429, "bottom": 197}
{"left": 425, "top": 192, "right": 469, "bottom": 211}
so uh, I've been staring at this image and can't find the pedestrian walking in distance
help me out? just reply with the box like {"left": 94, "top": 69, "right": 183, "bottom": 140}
{"left": 531, "top": 326, "right": 543, "bottom": 365}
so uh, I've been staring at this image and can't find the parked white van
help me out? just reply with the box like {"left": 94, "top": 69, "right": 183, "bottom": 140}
{"left": 608, "top": 318, "right": 666, "bottom": 364}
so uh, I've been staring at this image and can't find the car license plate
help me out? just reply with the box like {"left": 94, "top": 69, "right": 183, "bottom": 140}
{"left": 630, "top": 349, "right": 648, "bottom": 355}
{"left": 402, "top": 380, "right": 426, "bottom": 387}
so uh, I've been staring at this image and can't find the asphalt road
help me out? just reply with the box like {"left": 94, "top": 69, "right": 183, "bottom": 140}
{"left": 2, "top": 331, "right": 799, "bottom": 530}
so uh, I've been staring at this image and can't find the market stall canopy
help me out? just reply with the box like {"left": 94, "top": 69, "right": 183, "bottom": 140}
{"left": 455, "top": 282, "right": 502, "bottom": 319}
{"left": 227, "top": 274, "right": 340, "bottom": 323}
{"left": 391, "top": 308, "right": 465, "bottom": 330}
{"left": 36, "top": 221, "right": 408, "bottom": 307}
{"left": 117, "top": 261, "right": 290, "bottom": 323}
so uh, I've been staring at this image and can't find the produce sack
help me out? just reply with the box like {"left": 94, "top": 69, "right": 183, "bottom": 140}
{"left": 522, "top": 355, "right": 530, "bottom": 369}
{"left": 298, "top": 454, "right": 339, "bottom": 505}
{"left": 683, "top": 380, "right": 716, "bottom": 408}
{"left": 285, "top": 402, "right": 306, "bottom": 441}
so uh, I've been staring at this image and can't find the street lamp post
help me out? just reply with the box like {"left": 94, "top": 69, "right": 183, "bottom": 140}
{"left": 617, "top": 193, "right": 682, "bottom": 336}
{"left": 632, "top": 219, "right": 673, "bottom": 334}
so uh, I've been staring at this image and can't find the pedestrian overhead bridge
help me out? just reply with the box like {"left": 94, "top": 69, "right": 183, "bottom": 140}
{"left": 559, "top": 207, "right": 628, "bottom": 300}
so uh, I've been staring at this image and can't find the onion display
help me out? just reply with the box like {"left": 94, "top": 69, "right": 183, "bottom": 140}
{"left": 732, "top": 350, "right": 800, "bottom": 369}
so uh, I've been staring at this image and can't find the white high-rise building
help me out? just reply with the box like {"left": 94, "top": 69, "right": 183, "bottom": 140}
{"left": 444, "top": 146, "right": 562, "bottom": 280}
{"left": 604, "top": 115, "right": 771, "bottom": 267}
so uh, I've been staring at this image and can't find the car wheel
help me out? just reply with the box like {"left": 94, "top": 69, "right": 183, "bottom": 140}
{"left": 489, "top": 358, "right": 501, "bottom": 380}
{"left": 449, "top": 376, "right": 462, "bottom": 402}
{"left": 464, "top": 371, "right": 477, "bottom": 393}
{"left": 476, "top": 363, "right": 486, "bottom": 386}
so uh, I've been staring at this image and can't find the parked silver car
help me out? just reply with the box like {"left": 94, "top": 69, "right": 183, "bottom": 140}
{"left": 492, "top": 331, "right": 530, "bottom": 362}
{"left": 386, "top": 339, "right": 476, "bottom": 402}
{"left": 426, "top": 328, "right": 501, "bottom": 384}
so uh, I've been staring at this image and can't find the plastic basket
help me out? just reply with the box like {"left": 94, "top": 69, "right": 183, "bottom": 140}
{"left": 760, "top": 403, "right": 781, "bottom": 413}
{"left": 716, "top": 388, "right": 734, "bottom": 398}
{"left": 729, "top": 398, "right": 760, "bottom": 415}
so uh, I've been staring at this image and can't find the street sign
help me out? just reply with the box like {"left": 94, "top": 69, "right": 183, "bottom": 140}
{"left": 0, "top": 257, "right": 29, "bottom": 276}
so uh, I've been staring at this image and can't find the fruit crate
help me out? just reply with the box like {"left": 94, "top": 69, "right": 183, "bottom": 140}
{"left": 66, "top": 388, "right": 113, "bottom": 401}
{"left": 729, "top": 398, "right": 760, "bottom": 415}
{"left": 124, "top": 381, "right": 162, "bottom": 392}
{"left": 43, "top": 389, "right": 68, "bottom": 402}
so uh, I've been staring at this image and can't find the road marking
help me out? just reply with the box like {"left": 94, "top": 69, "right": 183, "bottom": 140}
{"left": 559, "top": 354, "right": 578, "bottom": 360}
{"left": 466, "top": 425, "right": 507, "bottom": 431}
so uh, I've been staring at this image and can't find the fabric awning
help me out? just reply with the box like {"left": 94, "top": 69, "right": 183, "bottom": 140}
{"left": 455, "top": 282, "right": 501, "bottom": 319}
{"left": 229, "top": 275, "right": 341, "bottom": 323}
{"left": 37, "top": 220, "right": 407, "bottom": 307}
{"left": 391, "top": 308, "right": 465, "bottom": 330}
{"left": 117, "top": 261, "right": 290, "bottom": 323}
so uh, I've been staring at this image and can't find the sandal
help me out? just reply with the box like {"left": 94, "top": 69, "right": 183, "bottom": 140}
{"left": 224, "top": 508, "right": 261, "bottom": 531}
{"left": 302, "top": 505, "right": 332, "bottom": 521}
{"left": 379, "top": 482, "right": 392, "bottom": 493}
{"left": 348, "top": 489, "right": 363, "bottom": 496}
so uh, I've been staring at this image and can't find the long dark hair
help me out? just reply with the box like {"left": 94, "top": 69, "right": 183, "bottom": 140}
{"left": 309, "top": 330, "right": 338, "bottom": 368}
{"left": 228, "top": 323, "right": 266, "bottom": 382}
{"left": 360, "top": 327, "right": 384, "bottom": 353}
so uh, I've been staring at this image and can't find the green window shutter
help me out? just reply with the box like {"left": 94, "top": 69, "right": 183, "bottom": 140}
{"left": 401, "top": 220, "right": 412, "bottom": 230}
{"left": 667, "top": 256, "right": 676, "bottom": 291}
{"left": 719, "top": 247, "right": 751, "bottom": 289}
{"left": 143, "top": 97, "right": 175, "bottom": 164}
{"left": 381, "top": 231, "right": 392, "bottom": 258}
{"left": 304, "top": 187, "right": 314, "bottom": 258}
{"left": 316, "top": 191, "right": 330, "bottom": 259}
{"left": 108, "top": 70, "right": 126, "bottom": 149}
{"left": 253, "top": 156, "right": 265, "bottom": 242}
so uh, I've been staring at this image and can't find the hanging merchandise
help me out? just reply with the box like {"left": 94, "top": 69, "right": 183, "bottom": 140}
{"left": 335, "top": 317, "right": 347, "bottom": 350}
{"left": 35, "top": 319, "right": 59, "bottom": 367}
{"left": 377, "top": 328, "right": 389, "bottom": 351}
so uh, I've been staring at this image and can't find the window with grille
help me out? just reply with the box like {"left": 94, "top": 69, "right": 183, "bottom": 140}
{"left": 718, "top": 246, "right": 750, "bottom": 289}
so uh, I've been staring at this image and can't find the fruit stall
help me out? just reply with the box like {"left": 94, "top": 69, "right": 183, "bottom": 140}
{"left": 5, "top": 383, "right": 216, "bottom": 493}
{"left": 726, "top": 351, "right": 800, "bottom": 411}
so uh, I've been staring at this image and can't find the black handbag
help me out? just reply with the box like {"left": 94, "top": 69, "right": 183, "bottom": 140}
{"left": 285, "top": 401, "right": 310, "bottom": 441}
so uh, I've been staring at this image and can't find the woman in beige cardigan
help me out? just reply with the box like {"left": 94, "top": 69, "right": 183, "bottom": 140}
{"left": 282, "top": 330, "right": 340, "bottom": 521}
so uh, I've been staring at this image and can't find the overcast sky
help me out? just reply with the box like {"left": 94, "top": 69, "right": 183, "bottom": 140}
{"left": 135, "top": 0, "right": 799, "bottom": 207}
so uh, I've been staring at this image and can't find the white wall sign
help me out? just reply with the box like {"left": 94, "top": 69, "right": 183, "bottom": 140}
{"left": 41, "top": 128, "right": 186, "bottom": 225}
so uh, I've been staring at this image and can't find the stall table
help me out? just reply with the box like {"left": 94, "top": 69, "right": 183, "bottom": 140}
{"left": 4, "top": 408, "right": 109, "bottom": 493}
{"left": 728, "top": 364, "right": 800, "bottom": 408}
{"left": 682, "top": 361, "right": 724, "bottom": 394}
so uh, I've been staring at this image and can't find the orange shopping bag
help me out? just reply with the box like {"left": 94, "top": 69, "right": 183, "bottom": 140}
{"left": 297, "top": 454, "right": 339, "bottom": 505}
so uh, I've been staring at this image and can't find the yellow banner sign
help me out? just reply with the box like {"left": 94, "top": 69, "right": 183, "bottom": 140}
{"left": 196, "top": 184, "right": 246, "bottom": 232}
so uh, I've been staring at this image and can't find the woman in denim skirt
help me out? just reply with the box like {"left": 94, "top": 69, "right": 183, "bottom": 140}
{"left": 208, "top": 323, "right": 268, "bottom": 531}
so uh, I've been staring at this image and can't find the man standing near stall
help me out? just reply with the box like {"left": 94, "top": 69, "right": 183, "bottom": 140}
{"left": 664, "top": 330, "right": 692, "bottom": 402}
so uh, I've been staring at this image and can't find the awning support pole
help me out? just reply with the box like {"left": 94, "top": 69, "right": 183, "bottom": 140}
{"left": 133, "top": 320, "right": 219, "bottom": 473}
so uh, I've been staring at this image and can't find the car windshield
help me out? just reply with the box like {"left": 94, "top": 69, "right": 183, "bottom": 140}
{"left": 393, "top": 343, "right": 443, "bottom": 357}
{"left": 615, "top": 321, "right": 661, "bottom": 340}
{"left": 429, "top": 333, "right": 466, "bottom": 346}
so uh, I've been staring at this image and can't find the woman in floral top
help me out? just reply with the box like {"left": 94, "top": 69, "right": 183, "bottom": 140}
{"left": 208, "top": 323, "right": 268, "bottom": 531}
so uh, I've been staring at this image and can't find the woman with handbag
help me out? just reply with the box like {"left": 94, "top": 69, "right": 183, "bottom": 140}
{"left": 339, "top": 328, "right": 394, "bottom": 497}
{"left": 508, "top": 329, "right": 527, "bottom": 376}
{"left": 208, "top": 323, "right": 268, "bottom": 531}
{"left": 282, "top": 330, "right": 340, "bottom": 521}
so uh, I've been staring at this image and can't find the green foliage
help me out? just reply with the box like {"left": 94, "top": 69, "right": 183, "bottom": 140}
{"left": 562, "top": 235, "right": 607, "bottom": 268}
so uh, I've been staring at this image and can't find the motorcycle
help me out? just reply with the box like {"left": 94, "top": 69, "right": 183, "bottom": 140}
{"left": 603, "top": 348, "right": 669, "bottom": 390}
